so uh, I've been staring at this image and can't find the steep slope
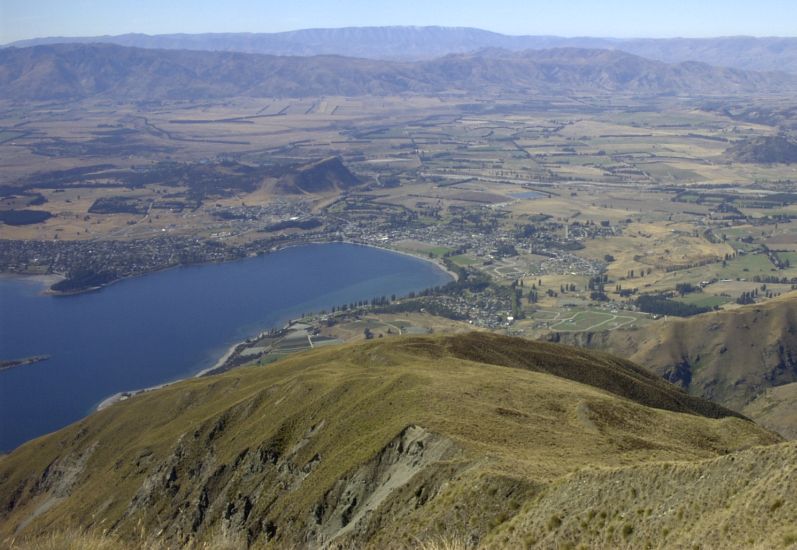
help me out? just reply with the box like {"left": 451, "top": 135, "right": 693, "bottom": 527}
{"left": 726, "top": 134, "right": 797, "bottom": 163}
{"left": 0, "top": 334, "right": 783, "bottom": 549}
{"left": 1, "top": 43, "right": 794, "bottom": 101}
{"left": 492, "top": 441, "right": 797, "bottom": 550}
{"left": 275, "top": 157, "right": 361, "bottom": 195}
{"left": 742, "top": 382, "right": 797, "bottom": 440}
{"left": 0, "top": 44, "right": 424, "bottom": 101}
{"left": 6, "top": 28, "right": 797, "bottom": 74}
{"left": 549, "top": 293, "right": 797, "bottom": 436}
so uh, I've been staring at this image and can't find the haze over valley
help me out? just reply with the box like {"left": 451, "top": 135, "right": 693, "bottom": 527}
{"left": 1, "top": 2, "right": 796, "bottom": 548}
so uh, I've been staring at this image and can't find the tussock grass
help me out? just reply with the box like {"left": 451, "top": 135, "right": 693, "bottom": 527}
{"left": 7, "top": 526, "right": 246, "bottom": 550}
{"left": 416, "top": 535, "right": 470, "bottom": 550}
{"left": 0, "top": 333, "right": 785, "bottom": 548}
{"left": 592, "top": 292, "right": 797, "bottom": 419}
{"left": 487, "top": 441, "right": 797, "bottom": 550}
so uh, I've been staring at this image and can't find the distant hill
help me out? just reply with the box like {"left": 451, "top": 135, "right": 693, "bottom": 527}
{"left": 275, "top": 157, "right": 361, "bottom": 195}
{"left": 0, "top": 333, "right": 787, "bottom": 548}
{"left": 726, "top": 135, "right": 797, "bottom": 163}
{"left": 5, "top": 26, "right": 797, "bottom": 74}
{"left": 549, "top": 293, "right": 797, "bottom": 438}
{"left": 742, "top": 382, "right": 797, "bottom": 440}
{"left": 1, "top": 43, "right": 794, "bottom": 102}
{"left": 702, "top": 101, "right": 797, "bottom": 130}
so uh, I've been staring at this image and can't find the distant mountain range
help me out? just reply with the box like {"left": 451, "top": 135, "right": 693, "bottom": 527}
{"left": 5, "top": 26, "right": 797, "bottom": 74}
{"left": 2, "top": 43, "right": 794, "bottom": 101}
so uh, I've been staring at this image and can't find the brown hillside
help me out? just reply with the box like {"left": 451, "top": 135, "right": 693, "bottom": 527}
{"left": 549, "top": 293, "right": 797, "bottom": 438}
{"left": 0, "top": 334, "right": 782, "bottom": 549}
{"left": 275, "top": 157, "right": 361, "bottom": 195}
{"left": 493, "top": 440, "right": 797, "bottom": 550}
{"left": 742, "top": 381, "right": 797, "bottom": 440}
{"left": 726, "top": 135, "right": 797, "bottom": 164}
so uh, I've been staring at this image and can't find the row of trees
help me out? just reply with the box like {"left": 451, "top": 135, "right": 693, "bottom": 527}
{"left": 636, "top": 294, "right": 712, "bottom": 317}
{"left": 328, "top": 294, "right": 397, "bottom": 313}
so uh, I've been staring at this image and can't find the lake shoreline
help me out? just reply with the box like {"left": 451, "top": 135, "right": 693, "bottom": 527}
{"left": 0, "top": 354, "right": 51, "bottom": 373}
{"left": 3, "top": 239, "right": 457, "bottom": 296}
{"left": 3, "top": 241, "right": 453, "bottom": 451}
{"left": 97, "top": 333, "right": 269, "bottom": 411}
{"left": 87, "top": 242, "right": 455, "bottom": 413}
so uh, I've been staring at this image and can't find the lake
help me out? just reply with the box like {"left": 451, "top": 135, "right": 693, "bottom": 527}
{"left": 0, "top": 243, "right": 452, "bottom": 452}
{"left": 509, "top": 190, "right": 546, "bottom": 200}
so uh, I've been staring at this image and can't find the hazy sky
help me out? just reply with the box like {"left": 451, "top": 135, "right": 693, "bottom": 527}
{"left": 1, "top": 0, "right": 795, "bottom": 44}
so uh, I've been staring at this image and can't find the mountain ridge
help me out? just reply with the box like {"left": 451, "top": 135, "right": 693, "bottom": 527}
{"left": 5, "top": 26, "right": 797, "bottom": 74}
{"left": 547, "top": 293, "right": 797, "bottom": 439}
{"left": 1, "top": 43, "right": 794, "bottom": 102}
{"left": 0, "top": 333, "right": 785, "bottom": 548}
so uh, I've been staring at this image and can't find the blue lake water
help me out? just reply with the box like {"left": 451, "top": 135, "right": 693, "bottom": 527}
{"left": 509, "top": 191, "right": 546, "bottom": 200}
{"left": 0, "top": 243, "right": 452, "bottom": 452}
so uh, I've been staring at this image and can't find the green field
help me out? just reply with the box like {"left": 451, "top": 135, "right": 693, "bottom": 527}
{"left": 776, "top": 251, "right": 797, "bottom": 266}
{"left": 675, "top": 294, "right": 733, "bottom": 308}
{"left": 664, "top": 253, "right": 782, "bottom": 290}
{"left": 449, "top": 254, "right": 480, "bottom": 267}
{"left": 716, "top": 253, "right": 778, "bottom": 280}
{"left": 422, "top": 246, "right": 454, "bottom": 258}
{"left": 531, "top": 310, "right": 560, "bottom": 321}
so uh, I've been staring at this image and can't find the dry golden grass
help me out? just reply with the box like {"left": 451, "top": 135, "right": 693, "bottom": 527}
{"left": 0, "top": 334, "right": 781, "bottom": 549}
{"left": 488, "top": 441, "right": 797, "bottom": 550}
{"left": 416, "top": 536, "right": 470, "bottom": 550}
{"left": 7, "top": 526, "right": 246, "bottom": 550}
{"left": 594, "top": 292, "right": 797, "bottom": 416}
{"left": 742, "top": 381, "right": 797, "bottom": 440}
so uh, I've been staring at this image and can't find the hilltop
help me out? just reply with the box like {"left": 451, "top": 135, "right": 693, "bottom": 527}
{"left": 275, "top": 157, "right": 362, "bottom": 195}
{"left": 726, "top": 134, "right": 797, "bottom": 163}
{"left": 1, "top": 333, "right": 789, "bottom": 549}
{"left": 1, "top": 43, "right": 795, "bottom": 102}
{"left": 550, "top": 293, "right": 797, "bottom": 439}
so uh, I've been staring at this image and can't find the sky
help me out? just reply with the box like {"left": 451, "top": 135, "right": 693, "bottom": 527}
{"left": 1, "top": 0, "right": 795, "bottom": 44}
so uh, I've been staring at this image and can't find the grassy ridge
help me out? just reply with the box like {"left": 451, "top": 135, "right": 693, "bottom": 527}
{"left": 569, "top": 292, "right": 797, "bottom": 435}
{"left": 0, "top": 333, "right": 785, "bottom": 548}
{"left": 493, "top": 440, "right": 797, "bottom": 549}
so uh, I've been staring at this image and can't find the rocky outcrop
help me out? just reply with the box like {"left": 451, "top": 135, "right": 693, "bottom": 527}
{"left": 308, "top": 425, "right": 458, "bottom": 547}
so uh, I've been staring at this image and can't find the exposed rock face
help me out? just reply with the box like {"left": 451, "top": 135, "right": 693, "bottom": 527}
{"left": 0, "top": 333, "right": 786, "bottom": 548}
{"left": 309, "top": 425, "right": 457, "bottom": 546}
{"left": 119, "top": 411, "right": 336, "bottom": 545}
